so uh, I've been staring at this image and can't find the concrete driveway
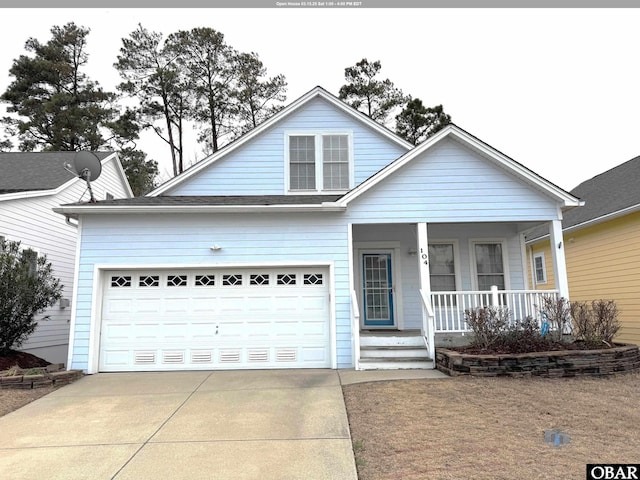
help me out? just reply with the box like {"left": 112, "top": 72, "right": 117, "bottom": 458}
{"left": 0, "top": 369, "right": 357, "bottom": 480}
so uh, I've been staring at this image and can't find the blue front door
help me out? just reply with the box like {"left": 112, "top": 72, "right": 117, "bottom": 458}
{"left": 362, "top": 253, "right": 395, "bottom": 327}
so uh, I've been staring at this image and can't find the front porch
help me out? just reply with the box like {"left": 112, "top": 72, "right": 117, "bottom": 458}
{"left": 349, "top": 221, "right": 568, "bottom": 370}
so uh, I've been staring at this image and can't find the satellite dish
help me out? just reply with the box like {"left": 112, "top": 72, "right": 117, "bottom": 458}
{"left": 64, "top": 152, "right": 103, "bottom": 203}
{"left": 73, "top": 151, "right": 102, "bottom": 182}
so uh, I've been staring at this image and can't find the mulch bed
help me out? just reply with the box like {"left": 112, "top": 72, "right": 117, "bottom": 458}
{"left": 0, "top": 350, "right": 50, "bottom": 371}
{"left": 452, "top": 340, "right": 613, "bottom": 355}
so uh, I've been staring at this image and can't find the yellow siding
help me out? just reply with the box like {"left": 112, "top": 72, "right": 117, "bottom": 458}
{"left": 526, "top": 211, "right": 640, "bottom": 345}
{"left": 564, "top": 210, "right": 640, "bottom": 346}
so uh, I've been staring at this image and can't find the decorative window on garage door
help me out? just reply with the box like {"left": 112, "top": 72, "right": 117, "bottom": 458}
{"left": 303, "top": 273, "right": 323, "bottom": 285}
{"left": 111, "top": 275, "right": 131, "bottom": 287}
{"left": 139, "top": 275, "right": 160, "bottom": 287}
{"left": 222, "top": 274, "right": 243, "bottom": 286}
{"left": 195, "top": 274, "right": 215, "bottom": 286}
{"left": 167, "top": 275, "right": 188, "bottom": 287}
{"left": 277, "top": 273, "right": 297, "bottom": 285}
{"left": 250, "top": 274, "right": 270, "bottom": 285}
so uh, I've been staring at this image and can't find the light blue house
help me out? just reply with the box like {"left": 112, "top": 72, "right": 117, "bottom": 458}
{"left": 56, "top": 87, "right": 581, "bottom": 373}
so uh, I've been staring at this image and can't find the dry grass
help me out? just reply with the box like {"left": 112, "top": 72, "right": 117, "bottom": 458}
{"left": 0, "top": 386, "right": 56, "bottom": 417}
{"left": 343, "top": 372, "right": 640, "bottom": 480}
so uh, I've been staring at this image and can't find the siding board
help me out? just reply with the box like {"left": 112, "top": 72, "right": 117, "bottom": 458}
{"left": 167, "top": 97, "right": 407, "bottom": 196}
{"left": 346, "top": 139, "right": 560, "bottom": 223}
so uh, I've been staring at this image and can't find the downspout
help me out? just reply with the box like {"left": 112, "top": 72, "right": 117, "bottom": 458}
{"left": 65, "top": 215, "right": 79, "bottom": 228}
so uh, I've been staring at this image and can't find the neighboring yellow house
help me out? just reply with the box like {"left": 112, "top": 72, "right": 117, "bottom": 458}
{"left": 526, "top": 156, "right": 640, "bottom": 346}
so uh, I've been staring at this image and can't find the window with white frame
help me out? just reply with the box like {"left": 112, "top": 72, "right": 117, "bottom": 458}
{"left": 473, "top": 242, "right": 506, "bottom": 290}
{"left": 429, "top": 243, "right": 457, "bottom": 306}
{"left": 287, "top": 132, "right": 351, "bottom": 192}
{"left": 533, "top": 252, "right": 546, "bottom": 284}
{"left": 428, "top": 243, "right": 456, "bottom": 292}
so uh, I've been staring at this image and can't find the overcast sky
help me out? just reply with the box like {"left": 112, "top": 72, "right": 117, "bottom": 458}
{"left": 1, "top": 7, "right": 638, "bottom": 191}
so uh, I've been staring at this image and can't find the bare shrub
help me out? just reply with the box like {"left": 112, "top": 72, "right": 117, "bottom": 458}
{"left": 570, "top": 301, "right": 597, "bottom": 343}
{"left": 571, "top": 299, "right": 621, "bottom": 346}
{"left": 464, "top": 306, "right": 509, "bottom": 350}
{"left": 539, "top": 296, "right": 572, "bottom": 342}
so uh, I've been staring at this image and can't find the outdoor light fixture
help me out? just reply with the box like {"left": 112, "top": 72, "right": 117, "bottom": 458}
{"left": 210, "top": 245, "right": 222, "bottom": 251}
{"left": 407, "top": 247, "right": 418, "bottom": 256}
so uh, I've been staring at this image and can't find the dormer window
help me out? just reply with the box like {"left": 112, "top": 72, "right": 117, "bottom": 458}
{"left": 286, "top": 132, "right": 353, "bottom": 193}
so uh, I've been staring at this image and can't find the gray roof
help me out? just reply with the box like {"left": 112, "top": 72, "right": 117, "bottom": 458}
{"left": 0, "top": 152, "right": 113, "bottom": 194}
{"left": 526, "top": 155, "right": 640, "bottom": 241}
{"left": 62, "top": 194, "right": 344, "bottom": 207}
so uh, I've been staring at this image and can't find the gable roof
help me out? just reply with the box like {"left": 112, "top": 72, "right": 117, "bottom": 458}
{"left": 0, "top": 152, "right": 114, "bottom": 194}
{"left": 338, "top": 123, "right": 582, "bottom": 209}
{"left": 563, "top": 155, "right": 640, "bottom": 229}
{"left": 0, "top": 151, "right": 133, "bottom": 203}
{"left": 149, "top": 86, "right": 414, "bottom": 197}
{"left": 526, "top": 155, "right": 640, "bottom": 241}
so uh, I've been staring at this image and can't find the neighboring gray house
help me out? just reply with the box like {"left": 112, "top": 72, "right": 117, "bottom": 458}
{"left": 0, "top": 152, "right": 132, "bottom": 364}
{"left": 56, "top": 87, "right": 580, "bottom": 373}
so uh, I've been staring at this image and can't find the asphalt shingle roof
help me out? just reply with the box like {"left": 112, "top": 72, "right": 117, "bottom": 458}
{"left": 526, "top": 155, "right": 640, "bottom": 240}
{"left": 0, "top": 152, "right": 112, "bottom": 194}
{"left": 62, "top": 194, "right": 344, "bottom": 207}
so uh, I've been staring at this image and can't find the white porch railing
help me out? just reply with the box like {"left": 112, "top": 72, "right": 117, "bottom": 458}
{"left": 351, "top": 290, "right": 361, "bottom": 370}
{"left": 431, "top": 287, "right": 560, "bottom": 332}
{"left": 419, "top": 289, "right": 436, "bottom": 360}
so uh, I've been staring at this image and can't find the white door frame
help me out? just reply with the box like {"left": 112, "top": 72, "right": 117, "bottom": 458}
{"left": 353, "top": 242, "right": 404, "bottom": 330}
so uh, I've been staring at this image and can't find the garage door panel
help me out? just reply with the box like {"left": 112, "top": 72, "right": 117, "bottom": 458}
{"left": 99, "top": 267, "right": 331, "bottom": 371}
{"left": 164, "top": 298, "right": 190, "bottom": 313}
{"left": 136, "top": 298, "right": 163, "bottom": 314}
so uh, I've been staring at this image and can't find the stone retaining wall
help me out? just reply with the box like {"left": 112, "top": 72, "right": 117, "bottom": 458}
{"left": 436, "top": 344, "right": 640, "bottom": 377}
{"left": 0, "top": 364, "right": 83, "bottom": 389}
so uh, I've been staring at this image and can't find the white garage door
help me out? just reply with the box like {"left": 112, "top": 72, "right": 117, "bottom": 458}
{"left": 99, "top": 267, "right": 331, "bottom": 371}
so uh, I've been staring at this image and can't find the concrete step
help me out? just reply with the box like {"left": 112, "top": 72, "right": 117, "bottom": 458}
{"left": 359, "top": 356, "right": 435, "bottom": 370}
{"left": 360, "top": 346, "right": 429, "bottom": 359}
{"left": 360, "top": 334, "right": 425, "bottom": 348}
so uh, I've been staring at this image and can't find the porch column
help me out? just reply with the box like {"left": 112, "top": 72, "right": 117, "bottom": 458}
{"left": 417, "top": 222, "right": 431, "bottom": 294}
{"left": 549, "top": 219, "right": 570, "bottom": 299}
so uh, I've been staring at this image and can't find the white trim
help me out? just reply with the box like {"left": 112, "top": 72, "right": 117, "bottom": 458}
{"left": 347, "top": 224, "right": 359, "bottom": 369}
{"left": 520, "top": 233, "right": 530, "bottom": 290}
{"left": 54, "top": 203, "right": 347, "bottom": 216}
{"left": 469, "top": 238, "right": 511, "bottom": 290}
{"left": 66, "top": 217, "right": 83, "bottom": 370}
{"left": 353, "top": 242, "right": 403, "bottom": 330}
{"left": 84, "top": 260, "right": 337, "bottom": 374}
{"left": 533, "top": 251, "right": 547, "bottom": 285}
{"left": 564, "top": 202, "right": 640, "bottom": 234}
{"left": 284, "top": 130, "right": 354, "bottom": 194}
{"left": 549, "top": 219, "right": 570, "bottom": 299}
{"left": 87, "top": 264, "right": 104, "bottom": 374}
{"left": 328, "top": 262, "right": 337, "bottom": 370}
{"left": 149, "top": 86, "right": 412, "bottom": 197}
{"left": 337, "top": 125, "right": 582, "bottom": 208}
